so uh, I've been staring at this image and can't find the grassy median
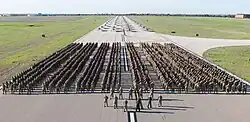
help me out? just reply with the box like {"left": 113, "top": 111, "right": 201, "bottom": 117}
{"left": 203, "top": 46, "right": 250, "bottom": 82}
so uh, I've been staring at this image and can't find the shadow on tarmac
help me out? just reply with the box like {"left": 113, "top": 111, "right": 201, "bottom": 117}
{"left": 136, "top": 110, "right": 174, "bottom": 114}
{"left": 162, "top": 105, "right": 195, "bottom": 109}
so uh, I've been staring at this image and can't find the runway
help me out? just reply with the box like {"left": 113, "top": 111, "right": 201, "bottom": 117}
{"left": 74, "top": 16, "right": 167, "bottom": 44}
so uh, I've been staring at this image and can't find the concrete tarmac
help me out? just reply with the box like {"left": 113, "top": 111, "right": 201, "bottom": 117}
{"left": 161, "top": 34, "right": 250, "bottom": 56}
{"left": 0, "top": 93, "right": 250, "bottom": 122}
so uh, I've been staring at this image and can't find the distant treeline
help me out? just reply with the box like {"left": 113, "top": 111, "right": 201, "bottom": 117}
{"left": 4, "top": 13, "right": 235, "bottom": 18}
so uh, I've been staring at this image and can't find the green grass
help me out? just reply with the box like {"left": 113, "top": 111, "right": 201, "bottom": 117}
{"left": 0, "top": 16, "right": 109, "bottom": 83}
{"left": 131, "top": 16, "right": 250, "bottom": 39}
{"left": 203, "top": 46, "right": 250, "bottom": 82}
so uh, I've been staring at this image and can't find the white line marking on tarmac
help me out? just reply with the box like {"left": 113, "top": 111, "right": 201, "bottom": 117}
{"left": 129, "top": 112, "right": 136, "bottom": 122}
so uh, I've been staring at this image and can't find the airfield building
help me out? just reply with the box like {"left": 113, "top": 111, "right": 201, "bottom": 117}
{"left": 235, "top": 14, "right": 250, "bottom": 19}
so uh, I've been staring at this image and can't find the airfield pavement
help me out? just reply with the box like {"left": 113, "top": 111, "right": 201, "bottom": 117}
{"left": 161, "top": 34, "right": 250, "bottom": 56}
{"left": 0, "top": 93, "right": 250, "bottom": 122}
{"left": 1, "top": 16, "right": 250, "bottom": 122}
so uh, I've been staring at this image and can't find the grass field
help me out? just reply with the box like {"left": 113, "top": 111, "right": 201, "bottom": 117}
{"left": 0, "top": 16, "right": 109, "bottom": 83}
{"left": 131, "top": 16, "right": 250, "bottom": 39}
{"left": 203, "top": 46, "right": 250, "bottom": 82}
{"left": 0, "top": 16, "right": 84, "bottom": 22}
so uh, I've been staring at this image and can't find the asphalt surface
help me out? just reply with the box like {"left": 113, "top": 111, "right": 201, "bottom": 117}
{"left": 161, "top": 34, "right": 250, "bottom": 56}
{"left": 1, "top": 16, "right": 250, "bottom": 122}
{"left": 0, "top": 93, "right": 250, "bottom": 122}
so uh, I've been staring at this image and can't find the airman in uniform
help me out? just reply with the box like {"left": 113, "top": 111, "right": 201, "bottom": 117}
{"left": 27, "top": 84, "right": 31, "bottom": 95}
{"left": 136, "top": 97, "right": 143, "bottom": 112}
{"left": 147, "top": 96, "right": 152, "bottom": 109}
{"left": 158, "top": 95, "right": 163, "bottom": 107}
{"left": 56, "top": 87, "right": 60, "bottom": 94}
{"left": 139, "top": 88, "right": 143, "bottom": 99}
{"left": 114, "top": 95, "right": 118, "bottom": 109}
{"left": 243, "top": 84, "right": 247, "bottom": 94}
{"left": 237, "top": 83, "right": 242, "bottom": 93}
{"left": 123, "top": 29, "right": 126, "bottom": 36}
{"left": 42, "top": 83, "right": 46, "bottom": 94}
{"left": 149, "top": 87, "right": 154, "bottom": 99}
{"left": 214, "top": 83, "right": 218, "bottom": 94}
{"left": 194, "top": 83, "right": 200, "bottom": 93}
{"left": 110, "top": 88, "right": 114, "bottom": 99}
{"left": 2, "top": 83, "right": 6, "bottom": 94}
{"left": 124, "top": 99, "right": 128, "bottom": 112}
{"left": 226, "top": 84, "right": 230, "bottom": 94}
{"left": 6, "top": 82, "right": 9, "bottom": 90}
{"left": 18, "top": 83, "right": 22, "bottom": 94}
{"left": 231, "top": 82, "right": 236, "bottom": 94}
{"left": 185, "top": 82, "right": 189, "bottom": 93}
{"left": 10, "top": 83, "right": 14, "bottom": 94}
{"left": 134, "top": 88, "right": 138, "bottom": 100}
{"left": 128, "top": 87, "right": 133, "bottom": 100}
{"left": 104, "top": 95, "right": 109, "bottom": 107}
{"left": 119, "top": 87, "right": 123, "bottom": 99}
{"left": 75, "top": 82, "right": 78, "bottom": 93}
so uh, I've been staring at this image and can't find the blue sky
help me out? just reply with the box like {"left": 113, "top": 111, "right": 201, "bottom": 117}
{"left": 0, "top": 0, "right": 249, "bottom": 14}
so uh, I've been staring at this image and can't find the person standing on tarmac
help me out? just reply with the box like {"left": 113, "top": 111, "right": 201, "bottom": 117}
{"left": 149, "top": 87, "right": 154, "bottom": 99}
{"left": 128, "top": 87, "right": 133, "bottom": 100}
{"left": 104, "top": 95, "right": 109, "bottom": 107}
{"left": 158, "top": 95, "right": 163, "bottom": 107}
{"left": 114, "top": 95, "right": 118, "bottom": 109}
{"left": 136, "top": 97, "right": 143, "bottom": 111}
{"left": 147, "top": 96, "right": 152, "bottom": 109}
{"left": 123, "top": 29, "right": 126, "bottom": 36}
{"left": 119, "top": 87, "right": 123, "bottom": 99}
{"left": 139, "top": 88, "right": 143, "bottom": 99}
{"left": 2, "top": 83, "right": 6, "bottom": 94}
{"left": 110, "top": 88, "right": 114, "bottom": 99}
{"left": 124, "top": 99, "right": 128, "bottom": 112}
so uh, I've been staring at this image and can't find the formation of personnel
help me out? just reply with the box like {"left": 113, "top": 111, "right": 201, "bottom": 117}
{"left": 2, "top": 43, "right": 110, "bottom": 94}
{"left": 103, "top": 87, "right": 164, "bottom": 112}
{"left": 127, "top": 43, "right": 154, "bottom": 96}
{"left": 141, "top": 43, "right": 249, "bottom": 94}
{"left": 1, "top": 42, "right": 249, "bottom": 95}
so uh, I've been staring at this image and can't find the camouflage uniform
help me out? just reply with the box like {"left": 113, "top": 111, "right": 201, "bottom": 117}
{"left": 147, "top": 96, "right": 152, "bottom": 109}
{"left": 243, "top": 84, "right": 247, "bottom": 94}
{"left": 110, "top": 89, "right": 114, "bottom": 99}
{"left": 114, "top": 96, "right": 118, "bottom": 109}
{"left": 104, "top": 95, "right": 109, "bottom": 107}
{"left": 119, "top": 87, "right": 123, "bottom": 99}
{"left": 2, "top": 83, "right": 6, "bottom": 94}
{"left": 124, "top": 99, "right": 128, "bottom": 112}
{"left": 128, "top": 87, "right": 133, "bottom": 100}
{"left": 158, "top": 95, "right": 163, "bottom": 107}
